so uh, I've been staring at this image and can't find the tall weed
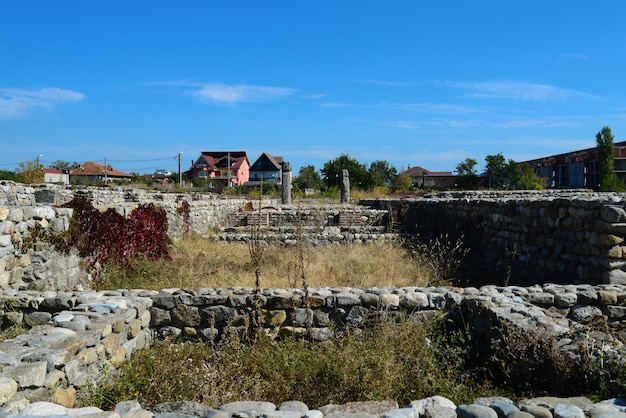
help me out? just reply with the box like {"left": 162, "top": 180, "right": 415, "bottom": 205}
{"left": 99, "top": 239, "right": 430, "bottom": 290}
{"left": 78, "top": 315, "right": 498, "bottom": 410}
{"left": 407, "top": 233, "right": 470, "bottom": 286}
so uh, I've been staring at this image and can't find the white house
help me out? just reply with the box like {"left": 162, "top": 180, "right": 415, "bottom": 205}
{"left": 44, "top": 168, "right": 69, "bottom": 185}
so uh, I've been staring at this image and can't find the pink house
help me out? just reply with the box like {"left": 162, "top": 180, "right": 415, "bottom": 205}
{"left": 191, "top": 151, "right": 250, "bottom": 186}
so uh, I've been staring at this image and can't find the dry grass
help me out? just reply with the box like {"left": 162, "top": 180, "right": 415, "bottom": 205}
{"left": 78, "top": 316, "right": 499, "bottom": 410}
{"left": 100, "top": 238, "right": 432, "bottom": 290}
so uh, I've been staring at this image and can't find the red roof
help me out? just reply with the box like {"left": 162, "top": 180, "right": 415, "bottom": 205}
{"left": 44, "top": 168, "right": 64, "bottom": 175}
{"left": 71, "top": 162, "right": 133, "bottom": 178}
{"left": 401, "top": 166, "right": 453, "bottom": 177}
{"left": 197, "top": 151, "right": 249, "bottom": 170}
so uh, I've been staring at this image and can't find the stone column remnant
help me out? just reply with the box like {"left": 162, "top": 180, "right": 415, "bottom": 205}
{"left": 281, "top": 162, "right": 292, "bottom": 205}
{"left": 340, "top": 169, "right": 350, "bottom": 203}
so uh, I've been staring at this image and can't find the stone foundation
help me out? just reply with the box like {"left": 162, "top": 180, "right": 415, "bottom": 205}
{"left": 0, "top": 283, "right": 625, "bottom": 408}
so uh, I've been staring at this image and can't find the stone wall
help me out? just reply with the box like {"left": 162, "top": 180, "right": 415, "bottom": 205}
{"left": 7, "top": 183, "right": 626, "bottom": 290}
{"left": 0, "top": 182, "right": 388, "bottom": 291}
{"left": 362, "top": 190, "right": 626, "bottom": 286}
{"left": 0, "top": 204, "right": 85, "bottom": 291}
{"left": 0, "top": 181, "right": 275, "bottom": 238}
{"left": 1, "top": 283, "right": 625, "bottom": 409}
{"left": 0, "top": 289, "right": 153, "bottom": 410}
{"left": 0, "top": 182, "right": 279, "bottom": 291}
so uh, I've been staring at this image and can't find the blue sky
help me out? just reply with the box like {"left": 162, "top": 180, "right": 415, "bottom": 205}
{"left": 1, "top": 1, "right": 625, "bottom": 176}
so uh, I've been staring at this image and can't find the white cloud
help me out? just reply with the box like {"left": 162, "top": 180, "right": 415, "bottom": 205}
{"left": 383, "top": 120, "right": 420, "bottom": 130}
{"left": 0, "top": 87, "right": 86, "bottom": 120}
{"left": 190, "top": 83, "right": 295, "bottom": 104}
{"left": 441, "top": 81, "right": 595, "bottom": 101}
{"left": 303, "top": 93, "right": 326, "bottom": 99}
{"left": 396, "top": 102, "right": 479, "bottom": 114}
{"left": 497, "top": 117, "right": 583, "bottom": 129}
{"left": 320, "top": 102, "right": 351, "bottom": 108}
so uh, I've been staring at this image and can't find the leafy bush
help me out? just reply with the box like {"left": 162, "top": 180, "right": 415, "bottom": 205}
{"left": 50, "top": 198, "right": 169, "bottom": 279}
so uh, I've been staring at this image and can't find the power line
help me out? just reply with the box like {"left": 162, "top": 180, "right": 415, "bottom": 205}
{"left": 108, "top": 156, "right": 177, "bottom": 163}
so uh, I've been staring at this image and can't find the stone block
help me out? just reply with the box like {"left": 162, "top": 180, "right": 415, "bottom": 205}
{"left": 101, "top": 333, "right": 121, "bottom": 358}
{"left": 554, "top": 293, "right": 578, "bottom": 308}
{"left": 602, "top": 269, "right": 626, "bottom": 285}
{"left": 52, "top": 385, "right": 76, "bottom": 408}
{"left": 78, "top": 347, "right": 99, "bottom": 366}
{"left": 171, "top": 304, "right": 200, "bottom": 328}
{"left": 43, "top": 370, "right": 66, "bottom": 390}
{"left": 607, "top": 305, "right": 626, "bottom": 319}
{"left": 380, "top": 294, "right": 399, "bottom": 308}
{"left": 87, "top": 322, "right": 113, "bottom": 338}
{"left": 320, "top": 400, "right": 398, "bottom": 416}
{"left": 19, "top": 401, "right": 67, "bottom": 416}
{"left": 110, "top": 347, "right": 127, "bottom": 367}
{"left": 360, "top": 293, "right": 379, "bottom": 308}
{"left": 264, "top": 310, "right": 287, "bottom": 328}
{"left": 149, "top": 307, "right": 171, "bottom": 327}
{"left": 6, "top": 361, "right": 47, "bottom": 388}
{"left": 219, "top": 401, "right": 277, "bottom": 414}
{"left": 601, "top": 234, "right": 625, "bottom": 246}
{"left": 202, "top": 306, "right": 238, "bottom": 326}
{"left": 457, "top": 404, "right": 498, "bottom": 418}
{"left": 332, "top": 292, "right": 360, "bottom": 308}
{"left": 0, "top": 377, "right": 18, "bottom": 404}
{"left": 0, "top": 235, "right": 12, "bottom": 247}
{"left": 600, "top": 205, "right": 626, "bottom": 223}
{"left": 400, "top": 293, "right": 429, "bottom": 310}
{"left": 127, "top": 319, "right": 142, "bottom": 339}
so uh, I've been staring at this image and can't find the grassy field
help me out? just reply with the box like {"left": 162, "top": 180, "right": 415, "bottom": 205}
{"left": 98, "top": 238, "right": 437, "bottom": 291}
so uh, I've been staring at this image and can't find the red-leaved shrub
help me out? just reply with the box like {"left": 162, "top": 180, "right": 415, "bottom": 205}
{"left": 53, "top": 198, "right": 170, "bottom": 277}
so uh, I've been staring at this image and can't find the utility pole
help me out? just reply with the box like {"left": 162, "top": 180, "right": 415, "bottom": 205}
{"left": 104, "top": 157, "right": 108, "bottom": 184}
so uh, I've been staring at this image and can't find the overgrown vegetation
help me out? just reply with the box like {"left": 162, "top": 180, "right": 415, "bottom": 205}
{"left": 78, "top": 315, "right": 502, "bottom": 410}
{"left": 407, "top": 234, "right": 471, "bottom": 286}
{"left": 26, "top": 198, "right": 171, "bottom": 281}
{"left": 98, "top": 238, "right": 433, "bottom": 290}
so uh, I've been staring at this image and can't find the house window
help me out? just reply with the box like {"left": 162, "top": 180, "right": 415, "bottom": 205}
{"left": 558, "top": 165, "right": 569, "bottom": 187}
{"left": 197, "top": 171, "right": 208, "bottom": 178}
{"left": 584, "top": 161, "right": 598, "bottom": 189}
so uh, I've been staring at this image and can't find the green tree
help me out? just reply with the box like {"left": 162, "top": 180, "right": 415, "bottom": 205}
{"left": 455, "top": 158, "right": 478, "bottom": 189}
{"left": 517, "top": 163, "right": 546, "bottom": 190}
{"left": 321, "top": 154, "right": 370, "bottom": 189}
{"left": 504, "top": 158, "right": 521, "bottom": 189}
{"left": 368, "top": 160, "right": 398, "bottom": 187}
{"left": 294, "top": 165, "right": 324, "bottom": 191}
{"left": 0, "top": 170, "right": 18, "bottom": 181}
{"left": 390, "top": 173, "right": 412, "bottom": 192}
{"left": 596, "top": 126, "right": 625, "bottom": 191}
{"left": 485, "top": 153, "right": 507, "bottom": 189}
{"left": 50, "top": 160, "right": 80, "bottom": 172}
{"left": 16, "top": 160, "right": 44, "bottom": 184}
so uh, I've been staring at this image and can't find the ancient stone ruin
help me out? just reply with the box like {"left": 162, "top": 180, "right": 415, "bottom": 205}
{"left": 1, "top": 182, "right": 626, "bottom": 414}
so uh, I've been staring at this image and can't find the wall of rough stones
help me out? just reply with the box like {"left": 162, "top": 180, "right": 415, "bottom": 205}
{"left": 0, "top": 182, "right": 279, "bottom": 291}
{"left": 0, "top": 182, "right": 388, "bottom": 291}
{"left": 1, "top": 283, "right": 625, "bottom": 410}
{"left": 6, "top": 183, "right": 626, "bottom": 290}
{"left": 0, "top": 289, "right": 153, "bottom": 410}
{"left": 362, "top": 190, "right": 626, "bottom": 286}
